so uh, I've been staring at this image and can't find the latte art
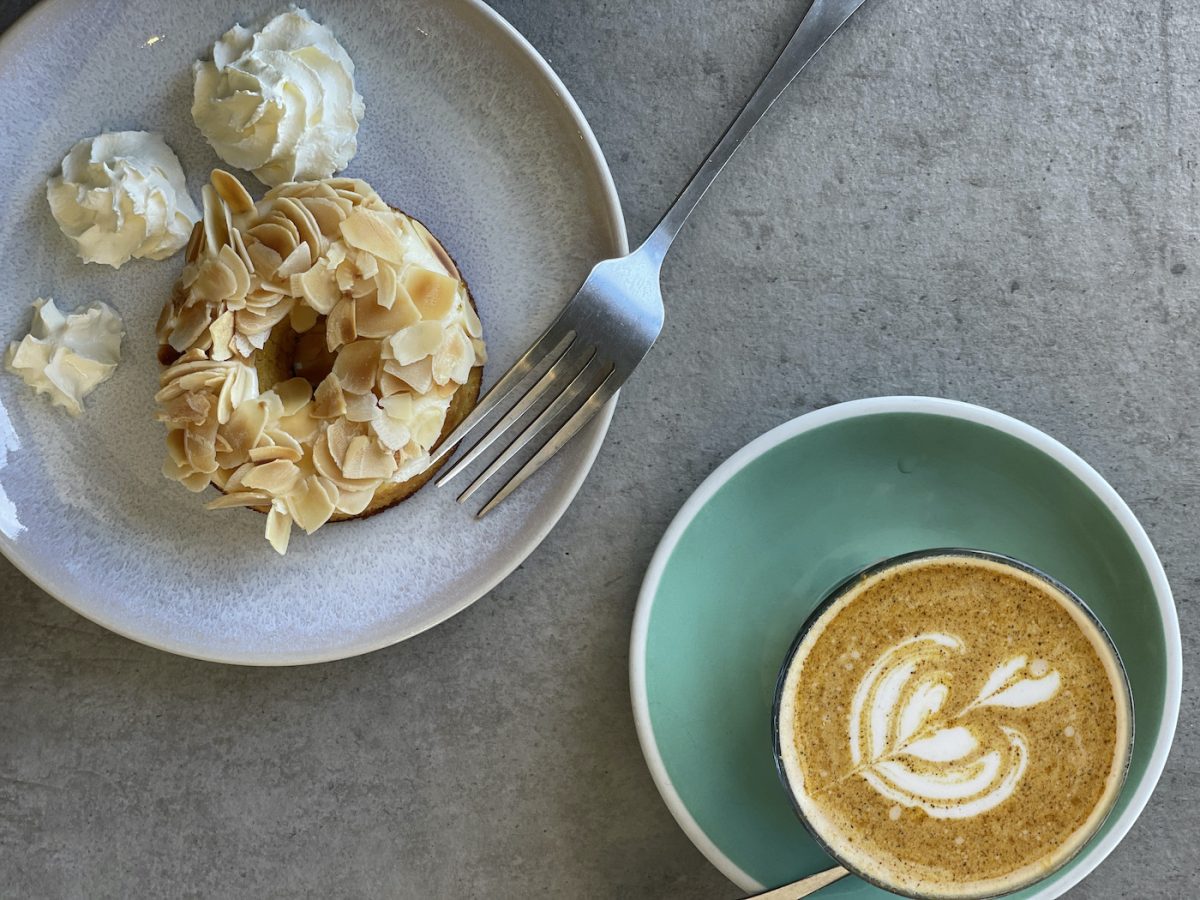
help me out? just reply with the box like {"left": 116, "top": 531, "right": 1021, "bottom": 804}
{"left": 776, "top": 553, "right": 1131, "bottom": 899}
{"left": 848, "top": 633, "right": 1061, "bottom": 820}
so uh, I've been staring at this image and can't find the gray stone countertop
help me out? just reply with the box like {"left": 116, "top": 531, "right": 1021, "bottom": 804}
{"left": 1, "top": 0, "right": 1195, "bottom": 896}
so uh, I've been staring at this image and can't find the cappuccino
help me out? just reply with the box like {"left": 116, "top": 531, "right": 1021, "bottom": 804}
{"left": 775, "top": 552, "right": 1131, "bottom": 899}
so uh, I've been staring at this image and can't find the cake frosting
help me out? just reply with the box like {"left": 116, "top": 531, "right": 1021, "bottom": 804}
{"left": 46, "top": 132, "right": 199, "bottom": 268}
{"left": 192, "top": 8, "right": 365, "bottom": 187}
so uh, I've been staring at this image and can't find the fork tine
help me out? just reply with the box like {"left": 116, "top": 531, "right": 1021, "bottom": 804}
{"left": 436, "top": 340, "right": 594, "bottom": 486}
{"left": 428, "top": 319, "right": 576, "bottom": 468}
{"left": 455, "top": 355, "right": 610, "bottom": 504}
{"left": 473, "top": 366, "right": 620, "bottom": 518}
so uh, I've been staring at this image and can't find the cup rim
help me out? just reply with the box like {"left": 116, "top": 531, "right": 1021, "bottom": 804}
{"left": 771, "top": 547, "right": 1135, "bottom": 900}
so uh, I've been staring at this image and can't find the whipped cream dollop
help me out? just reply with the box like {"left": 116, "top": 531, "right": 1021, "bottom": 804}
{"left": 5, "top": 299, "right": 124, "bottom": 415}
{"left": 193, "top": 8, "right": 365, "bottom": 187}
{"left": 46, "top": 132, "right": 200, "bottom": 269}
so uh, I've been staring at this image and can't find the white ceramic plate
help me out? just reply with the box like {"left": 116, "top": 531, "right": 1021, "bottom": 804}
{"left": 0, "top": 0, "right": 626, "bottom": 664}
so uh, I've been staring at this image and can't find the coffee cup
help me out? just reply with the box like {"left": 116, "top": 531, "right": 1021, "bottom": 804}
{"left": 772, "top": 549, "right": 1133, "bottom": 899}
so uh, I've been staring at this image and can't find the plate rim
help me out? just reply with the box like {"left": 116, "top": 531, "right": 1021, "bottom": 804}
{"left": 629, "top": 396, "right": 1182, "bottom": 894}
{"left": 0, "top": 0, "right": 628, "bottom": 666}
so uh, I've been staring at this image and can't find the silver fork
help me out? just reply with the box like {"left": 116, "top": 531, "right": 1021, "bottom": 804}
{"left": 434, "top": 0, "right": 872, "bottom": 516}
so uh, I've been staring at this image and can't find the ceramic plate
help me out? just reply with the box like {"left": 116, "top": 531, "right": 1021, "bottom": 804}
{"left": 631, "top": 397, "right": 1181, "bottom": 897}
{"left": 0, "top": 0, "right": 625, "bottom": 664}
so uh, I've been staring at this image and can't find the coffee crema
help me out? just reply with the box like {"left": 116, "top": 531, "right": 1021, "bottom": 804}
{"left": 776, "top": 553, "right": 1131, "bottom": 899}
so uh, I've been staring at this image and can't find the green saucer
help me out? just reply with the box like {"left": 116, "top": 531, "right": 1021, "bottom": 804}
{"left": 631, "top": 397, "right": 1180, "bottom": 898}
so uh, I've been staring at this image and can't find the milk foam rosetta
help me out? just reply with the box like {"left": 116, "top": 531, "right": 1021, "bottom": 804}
{"left": 850, "top": 633, "right": 1061, "bottom": 820}
{"left": 193, "top": 8, "right": 365, "bottom": 186}
{"left": 778, "top": 555, "right": 1131, "bottom": 899}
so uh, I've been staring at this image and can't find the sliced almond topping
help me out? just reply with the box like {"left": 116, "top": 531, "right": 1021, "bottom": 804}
{"left": 211, "top": 169, "right": 255, "bottom": 215}
{"left": 326, "top": 240, "right": 347, "bottom": 269}
{"left": 181, "top": 469, "right": 214, "bottom": 492}
{"left": 471, "top": 337, "right": 487, "bottom": 364}
{"left": 303, "top": 197, "right": 352, "bottom": 236}
{"left": 232, "top": 332, "right": 255, "bottom": 359}
{"left": 219, "top": 244, "right": 252, "bottom": 300}
{"left": 378, "top": 372, "right": 410, "bottom": 397}
{"left": 164, "top": 428, "right": 189, "bottom": 466}
{"left": 273, "top": 377, "right": 313, "bottom": 416}
{"left": 404, "top": 268, "right": 459, "bottom": 320}
{"left": 249, "top": 443, "right": 302, "bottom": 463}
{"left": 410, "top": 218, "right": 461, "bottom": 281}
{"left": 266, "top": 427, "right": 303, "bottom": 455}
{"left": 296, "top": 261, "right": 341, "bottom": 314}
{"left": 326, "top": 297, "right": 357, "bottom": 351}
{"left": 312, "top": 429, "right": 342, "bottom": 481}
{"left": 158, "top": 174, "right": 488, "bottom": 553}
{"left": 192, "top": 256, "right": 238, "bottom": 302}
{"left": 339, "top": 208, "right": 406, "bottom": 264}
{"left": 411, "top": 405, "right": 446, "bottom": 448}
{"left": 169, "top": 302, "right": 215, "bottom": 352}
{"left": 222, "top": 461, "right": 256, "bottom": 493}
{"left": 265, "top": 501, "right": 292, "bottom": 555}
{"left": 375, "top": 262, "right": 398, "bottom": 310}
{"left": 335, "top": 256, "right": 357, "bottom": 292}
{"left": 432, "top": 327, "right": 475, "bottom": 386}
{"left": 219, "top": 397, "right": 270, "bottom": 465}
{"left": 275, "top": 241, "right": 313, "bottom": 279}
{"left": 236, "top": 300, "right": 294, "bottom": 338}
{"left": 275, "top": 196, "right": 324, "bottom": 261}
{"left": 263, "top": 209, "right": 301, "bottom": 245}
{"left": 290, "top": 302, "right": 319, "bottom": 334}
{"left": 328, "top": 178, "right": 383, "bottom": 207}
{"left": 246, "top": 241, "right": 284, "bottom": 278}
{"left": 463, "top": 299, "right": 483, "bottom": 339}
{"left": 247, "top": 222, "right": 297, "bottom": 259}
{"left": 206, "top": 490, "right": 271, "bottom": 510}
{"left": 270, "top": 181, "right": 334, "bottom": 201}
{"left": 278, "top": 404, "right": 320, "bottom": 443}
{"left": 184, "top": 415, "right": 220, "bottom": 473}
{"left": 332, "top": 339, "right": 381, "bottom": 395}
{"left": 333, "top": 486, "right": 375, "bottom": 516}
{"left": 312, "top": 374, "right": 348, "bottom": 419}
{"left": 380, "top": 393, "right": 414, "bottom": 420}
{"left": 350, "top": 275, "right": 378, "bottom": 299}
{"left": 343, "top": 391, "right": 381, "bottom": 423}
{"left": 286, "top": 476, "right": 337, "bottom": 535}
{"left": 356, "top": 294, "right": 421, "bottom": 339}
{"left": 209, "top": 310, "right": 235, "bottom": 362}
{"left": 325, "top": 417, "right": 360, "bottom": 466}
{"left": 388, "top": 360, "right": 436, "bottom": 393}
{"left": 342, "top": 435, "right": 397, "bottom": 480}
{"left": 355, "top": 249, "right": 379, "bottom": 280}
{"left": 387, "top": 321, "right": 444, "bottom": 365}
{"left": 241, "top": 459, "right": 301, "bottom": 494}
{"left": 185, "top": 220, "right": 204, "bottom": 264}
{"left": 230, "top": 226, "right": 255, "bottom": 276}
{"left": 201, "top": 184, "right": 229, "bottom": 255}
{"left": 372, "top": 405, "right": 412, "bottom": 451}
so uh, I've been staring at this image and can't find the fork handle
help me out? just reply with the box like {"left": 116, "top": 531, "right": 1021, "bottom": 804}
{"left": 639, "top": 0, "right": 871, "bottom": 263}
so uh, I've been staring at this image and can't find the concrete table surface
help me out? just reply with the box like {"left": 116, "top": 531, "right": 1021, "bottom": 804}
{"left": 1, "top": 0, "right": 1195, "bottom": 896}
